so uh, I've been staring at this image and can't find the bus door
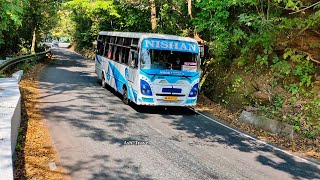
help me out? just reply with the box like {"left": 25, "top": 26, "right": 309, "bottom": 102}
{"left": 127, "top": 49, "right": 139, "bottom": 84}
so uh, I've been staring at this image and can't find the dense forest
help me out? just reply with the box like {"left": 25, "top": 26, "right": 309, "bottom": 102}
{"left": 1, "top": 0, "right": 319, "bottom": 139}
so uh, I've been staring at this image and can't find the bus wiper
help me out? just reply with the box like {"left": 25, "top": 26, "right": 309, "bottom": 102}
{"left": 181, "top": 75, "right": 191, "bottom": 81}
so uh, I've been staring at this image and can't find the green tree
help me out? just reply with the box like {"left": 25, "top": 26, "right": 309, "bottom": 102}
{"left": 65, "top": 0, "right": 119, "bottom": 49}
{"left": 0, "top": 0, "right": 24, "bottom": 52}
{"left": 0, "top": 0, "right": 61, "bottom": 55}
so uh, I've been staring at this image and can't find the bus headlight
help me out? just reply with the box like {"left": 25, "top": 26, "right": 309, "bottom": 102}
{"left": 141, "top": 80, "right": 153, "bottom": 96}
{"left": 189, "top": 83, "right": 199, "bottom": 97}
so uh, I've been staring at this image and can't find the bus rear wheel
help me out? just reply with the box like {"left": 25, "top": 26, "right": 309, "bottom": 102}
{"left": 123, "top": 87, "right": 129, "bottom": 105}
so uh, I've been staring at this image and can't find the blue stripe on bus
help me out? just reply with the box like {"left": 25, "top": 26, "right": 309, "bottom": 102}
{"left": 132, "top": 89, "right": 137, "bottom": 102}
{"left": 186, "top": 99, "right": 196, "bottom": 104}
{"left": 141, "top": 69, "right": 198, "bottom": 77}
{"left": 96, "top": 54, "right": 102, "bottom": 64}
{"left": 108, "top": 62, "right": 133, "bottom": 101}
{"left": 106, "top": 65, "right": 111, "bottom": 80}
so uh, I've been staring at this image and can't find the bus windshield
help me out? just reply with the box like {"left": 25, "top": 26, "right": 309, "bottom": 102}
{"left": 140, "top": 38, "right": 200, "bottom": 72}
{"left": 141, "top": 49, "right": 199, "bottom": 71}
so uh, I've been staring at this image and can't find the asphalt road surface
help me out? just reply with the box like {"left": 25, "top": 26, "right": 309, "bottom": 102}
{"left": 39, "top": 48, "right": 320, "bottom": 180}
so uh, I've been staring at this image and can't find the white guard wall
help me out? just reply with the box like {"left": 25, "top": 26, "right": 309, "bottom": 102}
{"left": 0, "top": 71, "right": 23, "bottom": 180}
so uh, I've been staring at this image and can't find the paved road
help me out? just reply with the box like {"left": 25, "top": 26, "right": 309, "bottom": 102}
{"left": 39, "top": 48, "right": 320, "bottom": 180}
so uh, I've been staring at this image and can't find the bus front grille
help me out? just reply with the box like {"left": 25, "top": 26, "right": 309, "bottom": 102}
{"left": 156, "top": 94, "right": 185, "bottom": 97}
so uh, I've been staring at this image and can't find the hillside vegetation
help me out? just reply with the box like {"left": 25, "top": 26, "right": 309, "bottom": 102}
{"left": 1, "top": 0, "right": 319, "bottom": 139}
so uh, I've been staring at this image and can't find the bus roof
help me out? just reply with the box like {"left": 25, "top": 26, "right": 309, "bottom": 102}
{"left": 98, "top": 31, "right": 198, "bottom": 43}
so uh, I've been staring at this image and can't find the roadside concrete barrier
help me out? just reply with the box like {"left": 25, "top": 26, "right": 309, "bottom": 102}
{"left": 11, "top": 70, "right": 23, "bottom": 82}
{"left": 239, "top": 111, "right": 294, "bottom": 140}
{"left": 0, "top": 71, "right": 23, "bottom": 180}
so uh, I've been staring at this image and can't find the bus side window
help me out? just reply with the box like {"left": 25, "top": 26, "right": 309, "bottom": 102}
{"left": 118, "top": 46, "right": 123, "bottom": 63}
{"left": 117, "top": 37, "right": 123, "bottom": 45}
{"left": 123, "top": 48, "right": 130, "bottom": 65}
{"left": 104, "top": 36, "right": 110, "bottom": 57}
{"left": 98, "top": 35, "right": 102, "bottom": 41}
{"left": 97, "top": 35, "right": 104, "bottom": 56}
{"left": 110, "top": 36, "right": 115, "bottom": 44}
{"left": 97, "top": 40, "right": 103, "bottom": 55}
{"left": 121, "top": 47, "right": 126, "bottom": 64}
{"left": 132, "top": 38, "right": 139, "bottom": 46}
{"left": 118, "top": 38, "right": 124, "bottom": 63}
{"left": 124, "top": 38, "right": 131, "bottom": 46}
{"left": 108, "top": 44, "right": 113, "bottom": 59}
{"left": 114, "top": 45, "right": 119, "bottom": 62}
{"left": 108, "top": 36, "right": 115, "bottom": 59}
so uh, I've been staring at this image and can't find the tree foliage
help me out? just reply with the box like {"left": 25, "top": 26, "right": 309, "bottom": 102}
{"left": 0, "top": 0, "right": 60, "bottom": 55}
{"left": 0, "top": 0, "right": 24, "bottom": 45}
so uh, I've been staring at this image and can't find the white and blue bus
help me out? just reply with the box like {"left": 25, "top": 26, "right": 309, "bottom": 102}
{"left": 95, "top": 31, "right": 202, "bottom": 106}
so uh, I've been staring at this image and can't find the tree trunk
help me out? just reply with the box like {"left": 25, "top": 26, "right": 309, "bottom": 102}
{"left": 150, "top": 0, "right": 157, "bottom": 31}
{"left": 187, "top": 0, "right": 193, "bottom": 19}
{"left": 187, "top": 0, "right": 205, "bottom": 43}
{"left": 31, "top": 28, "right": 36, "bottom": 54}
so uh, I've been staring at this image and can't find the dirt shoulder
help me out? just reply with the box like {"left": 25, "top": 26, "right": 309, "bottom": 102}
{"left": 196, "top": 95, "right": 320, "bottom": 162}
{"left": 13, "top": 58, "right": 66, "bottom": 180}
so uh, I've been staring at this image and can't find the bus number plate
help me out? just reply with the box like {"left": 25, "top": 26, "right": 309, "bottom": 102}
{"left": 164, "top": 96, "right": 178, "bottom": 101}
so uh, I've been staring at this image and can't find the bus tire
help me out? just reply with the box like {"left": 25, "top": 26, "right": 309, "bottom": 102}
{"left": 122, "top": 87, "right": 129, "bottom": 105}
{"left": 102, "top": 73, "right": 107, "bottom": 89}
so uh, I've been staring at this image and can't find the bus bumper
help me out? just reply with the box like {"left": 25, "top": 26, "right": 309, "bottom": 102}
{"left": 136, "top": 96, "right": 197, "bottom": 107}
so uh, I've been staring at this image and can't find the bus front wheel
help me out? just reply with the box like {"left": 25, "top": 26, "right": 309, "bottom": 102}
{"left": 123, "top": 87, "right": 129, "bottom": 105}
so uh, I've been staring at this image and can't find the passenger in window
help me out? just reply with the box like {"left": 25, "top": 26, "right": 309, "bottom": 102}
{"left": 108, "top": 51, "right": 112, "bottom": 59}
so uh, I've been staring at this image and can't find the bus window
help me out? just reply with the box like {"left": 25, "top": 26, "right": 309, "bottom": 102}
{"left": 117, "top": 38, "right": 124, "bottom": 63}
{"left": 118, "top": 46, "right": 123, "bottom": 63}
{"left": 123, "top": 48, "right": 130, "bottom": 65}
{"left": 121, "top": 47, "right": 126, "bottom": 64}
{"left": 96, "top": 35, "right": 104, "bottom": 55}
{"left": 110, "top": 36, "right": 115, "bottom": 44}
{"left": 132, "top": 38, "right": 139, "bottom": 46}
{"left": 123, "top": 38, "right": 131, "bottom": 46}
{"left": 106, "top": 36, "right": 110, "bottom": 43}
{"left": 114, "top": 45, "right": 120, "bottom": 62}
{"left": 103, "top": 36, "right": 110, "bottom": 56}
{"left": 108, "top": 44, "right": 113, "bottom": 59}
{"left": 97, "top": 39, "right": 104, "bottom": 56}
{"left": 117, "top": 37, "right": 123, "bottom": 45}
{"left": 121, "top": 47, "right": 125, "bottom": 61}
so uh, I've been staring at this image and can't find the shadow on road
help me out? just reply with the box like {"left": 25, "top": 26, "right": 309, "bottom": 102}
{"left": 170, "top": 115, "right": 320, "bottom": 179}
{"left": 61, "top": 155, "right": 152, "bottom": 180}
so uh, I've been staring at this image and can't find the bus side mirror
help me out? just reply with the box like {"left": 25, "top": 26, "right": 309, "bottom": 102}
{"left": 199, "top": 45, "right": 205, "bottom": 58}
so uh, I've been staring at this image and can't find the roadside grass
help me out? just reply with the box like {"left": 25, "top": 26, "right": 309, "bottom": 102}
{"left": 13, "top": 58, "right": 66, "bottom": 179}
